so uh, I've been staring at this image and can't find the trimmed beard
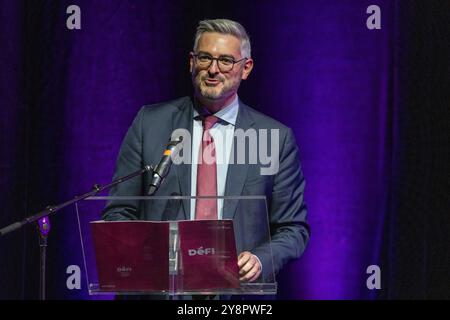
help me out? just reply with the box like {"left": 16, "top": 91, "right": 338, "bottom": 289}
{"left": 193, "top": 72, "right": 242, "bottom": 101}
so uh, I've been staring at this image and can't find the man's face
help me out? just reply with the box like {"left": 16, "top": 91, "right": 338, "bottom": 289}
{"left": 190, "top": 32, "right": 253, "bottom": 109}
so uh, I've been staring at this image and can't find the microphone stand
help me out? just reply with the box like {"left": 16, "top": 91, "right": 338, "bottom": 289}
{"left": 0, "top": 165, "right": 152, "bottom": 300}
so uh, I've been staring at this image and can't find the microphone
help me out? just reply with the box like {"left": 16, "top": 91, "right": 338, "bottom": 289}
{"left": 147, "top": 137, "right": 183, "bottom": 195}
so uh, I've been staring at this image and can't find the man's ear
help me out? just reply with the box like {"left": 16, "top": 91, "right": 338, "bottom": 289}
{"left": 189, "top": 52, "right": 194, "bottom": 73}
{"left": 241, "top": 58, "right": 254, "bottom": 80}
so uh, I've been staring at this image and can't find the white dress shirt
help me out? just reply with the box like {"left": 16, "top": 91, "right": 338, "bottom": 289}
{"left": 190, "top": 95, "right": 239, "bottom": 220}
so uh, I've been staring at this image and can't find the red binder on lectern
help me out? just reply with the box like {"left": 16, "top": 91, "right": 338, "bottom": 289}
{"left": 90, "top": 219, "right": 239, "bottom": 292}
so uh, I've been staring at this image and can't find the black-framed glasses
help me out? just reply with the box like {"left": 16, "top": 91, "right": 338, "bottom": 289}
{"left": 193, "top": 53, "right": 247, "bottom": 72}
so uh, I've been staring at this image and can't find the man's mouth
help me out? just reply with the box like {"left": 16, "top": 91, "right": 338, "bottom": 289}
{"left": 204, "top": 78, "right": 221, "bottom": 86}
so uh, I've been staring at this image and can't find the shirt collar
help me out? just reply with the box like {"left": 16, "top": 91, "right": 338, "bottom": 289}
{"left": 193, "top": 95, "right": 239, "bottom": 126}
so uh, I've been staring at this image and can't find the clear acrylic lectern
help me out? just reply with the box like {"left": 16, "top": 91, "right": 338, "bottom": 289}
{"left": 75, "top": 196, "right": 276, "bottom": 296}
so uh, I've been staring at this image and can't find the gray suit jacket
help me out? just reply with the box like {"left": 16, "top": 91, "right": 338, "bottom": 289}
{"left": 102, "top": 96, "right": 310, "bottom": 280}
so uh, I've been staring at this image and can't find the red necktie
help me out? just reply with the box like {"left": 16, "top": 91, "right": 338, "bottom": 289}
{"left": 195, "top": 115, "right": 218, "bottom": 220}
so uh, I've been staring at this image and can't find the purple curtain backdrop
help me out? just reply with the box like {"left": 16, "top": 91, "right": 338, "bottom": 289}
{"left": 1, "top": 0, "right": 449, "bottom": 300}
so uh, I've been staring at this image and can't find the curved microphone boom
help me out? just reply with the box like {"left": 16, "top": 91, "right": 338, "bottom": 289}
{"left": 147, "top": 137, "right": 183, "bottom": 195}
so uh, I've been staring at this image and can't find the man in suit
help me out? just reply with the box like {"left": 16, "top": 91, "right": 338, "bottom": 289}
{"left": 103, "top": 19, "right": 309, "bottom": 288}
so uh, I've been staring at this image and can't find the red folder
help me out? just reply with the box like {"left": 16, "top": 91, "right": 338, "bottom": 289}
{"left": 91, "top": 221, "right": 170, "bottom": 291}
{"left": 178, "top": 219, "right": 240, "bottom": 290}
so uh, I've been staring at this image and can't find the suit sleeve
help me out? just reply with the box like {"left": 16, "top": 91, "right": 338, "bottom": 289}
{"left": 252, "top": 127, "right": 310, "bottom": 278}
{"left": 101, "top": 107, "right": 145, "bottom": 221}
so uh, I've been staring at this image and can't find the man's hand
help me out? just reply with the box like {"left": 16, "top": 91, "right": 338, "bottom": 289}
{"left": 237, "top": 251, "right": 262, "bottom": 282}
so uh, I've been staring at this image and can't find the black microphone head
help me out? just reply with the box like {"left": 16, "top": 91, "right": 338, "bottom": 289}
{"left": 148, "top": 135, "right": 184, "bottom": 196}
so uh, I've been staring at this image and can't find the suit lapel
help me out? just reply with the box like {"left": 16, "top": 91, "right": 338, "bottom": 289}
{"left": 223, "top": 100, "right": 255, "bottom": 219}
{"left": 172, "top": 98, "right": 193, "bottom": 219}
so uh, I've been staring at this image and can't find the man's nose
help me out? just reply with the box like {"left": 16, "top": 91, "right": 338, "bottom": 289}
{"left": 208, "top": 59, "right": 220, "bottom": 74}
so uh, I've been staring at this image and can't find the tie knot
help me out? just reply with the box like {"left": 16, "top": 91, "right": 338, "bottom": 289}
{"left": 202, "top": 115, "right": 218, "bottom": 131}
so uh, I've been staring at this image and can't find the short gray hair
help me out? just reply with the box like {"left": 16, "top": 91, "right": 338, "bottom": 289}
{"left": 193, "top": 19, "right": 251, "bottom": 58}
